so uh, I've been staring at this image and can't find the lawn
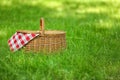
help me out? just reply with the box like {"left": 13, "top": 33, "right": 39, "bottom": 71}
{"left": 0, "top": 0, "right": 120, "bottom": 80}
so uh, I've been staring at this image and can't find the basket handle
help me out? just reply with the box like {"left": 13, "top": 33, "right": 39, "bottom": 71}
{"left": 40, "top": 18, "right": 45, "bottom": 36}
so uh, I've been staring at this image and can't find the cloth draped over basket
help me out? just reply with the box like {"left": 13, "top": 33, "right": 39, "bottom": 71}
{"left": 8, "top": 32, "right": 39, "bottom": 52}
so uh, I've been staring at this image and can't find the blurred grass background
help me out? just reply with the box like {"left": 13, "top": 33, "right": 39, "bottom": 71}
{"left": 0, "top": 0, "right": 120, "bottom": 80}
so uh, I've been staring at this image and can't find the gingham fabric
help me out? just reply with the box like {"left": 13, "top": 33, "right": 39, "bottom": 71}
{"left": 8, "top": 32, "right": 39, "bottom": 52}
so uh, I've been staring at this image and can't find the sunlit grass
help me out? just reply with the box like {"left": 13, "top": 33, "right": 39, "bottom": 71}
{"left": 0, "top": 0, "right": 12, "bottom": 6}
{"left": 0, "top": 31, "right": 7, "bottom": 37}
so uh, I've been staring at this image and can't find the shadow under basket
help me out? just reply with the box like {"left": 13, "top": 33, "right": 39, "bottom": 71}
{"left": 18, "top": 30, "right": 66, "bottom": 53}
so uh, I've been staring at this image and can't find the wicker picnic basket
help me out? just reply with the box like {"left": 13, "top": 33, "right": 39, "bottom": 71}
{"left": 17, "top": 18, "right": 66, "bottom": 53}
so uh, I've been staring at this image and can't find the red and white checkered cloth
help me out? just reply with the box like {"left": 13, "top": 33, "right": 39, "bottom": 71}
{"left": 8, "top": 32, "right": 39, "bottom": 52}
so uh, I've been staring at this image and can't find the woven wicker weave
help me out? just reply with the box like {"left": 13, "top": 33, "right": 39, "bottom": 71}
{"left": 17, "top": 18, "right": 66, "bottom": 52}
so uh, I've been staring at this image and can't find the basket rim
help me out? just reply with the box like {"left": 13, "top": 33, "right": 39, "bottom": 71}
{"left": 17, "top": 30, "right": 66, "bottom": 35}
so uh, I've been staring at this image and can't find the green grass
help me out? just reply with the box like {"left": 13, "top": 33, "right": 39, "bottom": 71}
{"left": 0, "top": 0, "right": 120, "bottom": 80}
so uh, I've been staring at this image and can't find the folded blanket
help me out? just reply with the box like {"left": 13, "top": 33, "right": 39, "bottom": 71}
{"left": 8, "top": 32, "right": 39, "bottom": 52}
